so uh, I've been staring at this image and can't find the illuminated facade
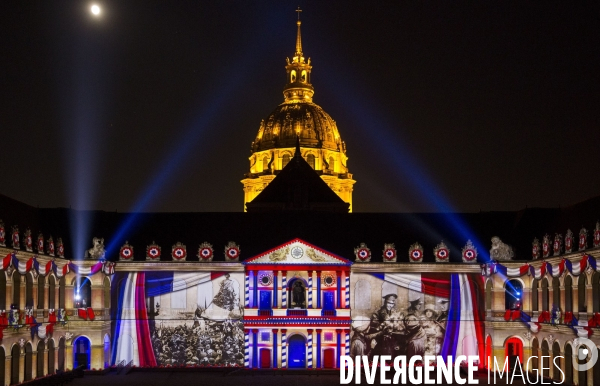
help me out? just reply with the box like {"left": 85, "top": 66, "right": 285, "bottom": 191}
{"left": 241, "top": 18, "right": 355, "bottom": 212}
{"left": 2, "top": 11, "right": 600, "bottom": 386}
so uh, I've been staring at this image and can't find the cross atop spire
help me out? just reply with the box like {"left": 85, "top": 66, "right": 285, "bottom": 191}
{"left": 296, "top": 6, "right": 302, "bottom": 20}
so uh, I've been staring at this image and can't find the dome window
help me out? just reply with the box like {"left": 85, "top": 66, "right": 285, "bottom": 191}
{"left": 328, "top": 156, "right": 335, "bottom": 172}
{"left": 282, "top": 154, "right": 291, "bottom": 169}
{"left": 307, "top": 154, "right": 315, "bottom": 169}
{"left": 262, "top": 156, "right": 269, "bottom": 172}
{"left": 290, "top": 70, "right": 296, "bottom": 82}
{"left": 301, "top": 70, "right": 307, "bottom": 83}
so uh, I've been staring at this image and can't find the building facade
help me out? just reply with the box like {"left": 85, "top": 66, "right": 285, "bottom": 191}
{"left": 1, "top": 12, "right": 600, "bottom": 386}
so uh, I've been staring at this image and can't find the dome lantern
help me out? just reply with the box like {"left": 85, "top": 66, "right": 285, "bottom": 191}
{"left": 284, "top": 8, "right": 314, "bottom": 103}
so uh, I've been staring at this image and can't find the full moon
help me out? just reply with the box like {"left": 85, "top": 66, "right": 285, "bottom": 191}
{"left": 91, "top": 5, "right": 101, "bottom": 15}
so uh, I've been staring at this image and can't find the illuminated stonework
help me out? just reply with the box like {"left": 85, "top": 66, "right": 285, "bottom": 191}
{"left": 242, "top": 16, "right": 355, "bottom": 211}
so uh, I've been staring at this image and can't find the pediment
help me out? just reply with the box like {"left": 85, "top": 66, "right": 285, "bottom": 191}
{"left": 244, "top": 238, "right": 351, "bottom": 265}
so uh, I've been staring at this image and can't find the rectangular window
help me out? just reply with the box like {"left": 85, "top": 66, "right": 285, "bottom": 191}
{"left": 261, "top": 332, "right": 271, "bottom": 342}
{"left": 324, "top": 332, "right": 334, "bottom": 342}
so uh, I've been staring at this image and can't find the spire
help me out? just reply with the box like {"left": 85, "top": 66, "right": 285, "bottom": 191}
{"left": 283, "top": 7, "right": 314, "bottom": 103}
{"left": 295, "top": 7, "right": 303, "bottom": 57}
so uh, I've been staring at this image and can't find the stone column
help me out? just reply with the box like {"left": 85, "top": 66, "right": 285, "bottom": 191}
{"left": 345, "top": 271, "right": 350, "bottom": 309}
{"left": 244, "top": 329, "right": 250, "bottom": 368}
{"left": 336, "top": 329, "right": 342, "bottom": 368}
{"left": 252, "top": 271, "right": 258, "bottom": 308}
{"left": 316, "top": 329, "right": 322, "bottom": 369}
{"left": 307, "top": 329, "right": 313, "bottom": 369}
{"left": 273, "top": 271, "right": 278, "bottom": 308}
{"left": 336, "top": 271, "right": 342, "bottom": 309}
{"left": 307, "top": 271, "right": 313, "bottom": 309}
{"left": 316, "top": 272, "right": 322, "bottom": 309}
{"left": 19, "top": 352, "right": 24, "bottom": 383}
{"left": 344, "top": 329, "right": 350, "bottom": 356}
{"left": 272, "top": 329, "right": 278, "bottom": 368}
{"left": 244, "top": 271, "right": 250, "bottom": 308}
{"left": 281, "top": 272, "right": 287, "bottom": 308}
{"left": 252, "top": 329, "right": 258, "bottom": 368}
{"left": 281, "top": 329, "right": 287, "bottom": 368}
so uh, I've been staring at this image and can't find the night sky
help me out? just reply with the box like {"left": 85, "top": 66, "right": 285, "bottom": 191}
{"left": 1, "top": 1, "right": 599, "bottom": 214}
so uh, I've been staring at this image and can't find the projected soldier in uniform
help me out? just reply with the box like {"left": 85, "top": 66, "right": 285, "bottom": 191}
{"left": 365, "top": 294, "right": 399, "bottom": 357}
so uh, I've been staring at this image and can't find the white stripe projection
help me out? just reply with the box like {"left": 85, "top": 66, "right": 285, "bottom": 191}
{"left": 345, "top": 275, "right": 350, "bottom": 308}
{"left": 245, "top": 273, "right": 249, "bottom": 307}
{"left": 282, "top": 274, "right": 287, "bottom": 308}
{"left": 308, "top": 275, "right": 313, "bottom": 308}
{"left": 281, "top": 332, "right": 287, "bottom": 368}
{"left": 455, "top": 274, "right": 478, "bottom": 358}
{"left": 114, "top": 273, "right": 140, "bottom": 366}
{"left": 345, "top": 330, "right": 350, "bottom": 356}
{"left": 307, "top": 332, "right": 313, "bottom": 368}
{"left": 169, "top": 272, "right": 212, "bottom": 292}
{"left": 382, "top": 273, "right": 422, "bottom": 292}
{"left": 244, "top": 330, "right": 250, "bottom": 367}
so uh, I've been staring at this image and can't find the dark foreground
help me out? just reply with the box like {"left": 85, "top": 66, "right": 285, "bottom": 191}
{"left": 65, "top": 368, "right": 567, "bottom": 386}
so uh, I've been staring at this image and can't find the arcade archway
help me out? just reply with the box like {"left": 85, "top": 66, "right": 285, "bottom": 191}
{"left": 287, "top": 334, "right": 306, "bottom": 368}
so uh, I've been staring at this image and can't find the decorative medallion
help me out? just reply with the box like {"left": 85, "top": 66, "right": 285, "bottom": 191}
{"left": 594, "top": 221, "right": 600, "bottom": 248}
{"left": 564, "top": 229, "right": 573, "bottom": 253}
{"left": 224, "top": 241, "right": 240, "bottom": 261}
{"left": 37, "top": 233, "right": 44, "bottom": 254}
{"left": 172, "top": 242, "right": 187, "bottom": 260}
{"left": 408, "top": 242, "right": 424, "bottom": 263}
{"left": 322, "top": 272, "right": 336, "bottom": 287}
{"left": 24, "top": 228, "right": 33, "bottom": 252}
{"left": 462, "top": 240, "right": 478, "bottom": 263}
{"left": 291, "top": 246, "right": 304, "bottom": 259}
{"left": 57, "top": 238, "right": 64, "bottom": 258}
{"left": 258, "top": 272, "right": 273, "bottom": 287}
{"left": 382, "top": 243, "right": 397, "bottom": 262}
{"left": 434, "top": 241, "right": 450, "bottom": 263}
{"left": 46, "top": 236, "right": 55, "bottom": 256}
{"left": 579, "top": 227, "right": 588, "bottom": 251}
{"left": 553, "top": 233, "right": 562, "bottom": 256}
{"left": 146, "top": 241, "right": 161, "bottom": 260}
{"left": 354, "top": 243, "right": 371, "bottom": 262}
{"left": 0, "top": 219, "right": 6, "bottom": 247}
{"left": 542, "top": 234, "right": 550, "bottom": 258}
{"left": 197, "top": 242, "right": 213, "bottom": 261}
{"left": 11, "top": 225, "right": 19, "bottom": 249}
{"left": 119, "top": 241, "right": 134, "bottom": 261}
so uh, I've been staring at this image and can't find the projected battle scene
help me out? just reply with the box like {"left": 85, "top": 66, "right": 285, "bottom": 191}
{"left": 350, "top": 273, "right": 484, "bottom": 364}
{"left": 111, "top": 271, "right": 245, "bottom": 367}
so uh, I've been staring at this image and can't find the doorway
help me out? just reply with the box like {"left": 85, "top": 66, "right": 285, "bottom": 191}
{"left": 260, "top": 348, "right": 271, "bottom": 368}
{"left": 287, "top": 335, "right": 306, "bottom": 369}
{"left": 323, "top": 348, "right": 335, "bottom": 369}
{"left": 73, "top": 337, "right": 91, "bottom": 369}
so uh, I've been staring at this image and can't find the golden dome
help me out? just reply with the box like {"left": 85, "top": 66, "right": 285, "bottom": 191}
{"left": 252, "top": 102, "right": 345, "bottom": 153}
{"left": 242, "top": 10, "right": 355, "bottom": 212}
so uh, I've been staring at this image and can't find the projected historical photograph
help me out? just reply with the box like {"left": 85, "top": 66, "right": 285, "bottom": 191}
{"left": 111, "top": 271, "right": 245, "bottom": 367}
{"left": 350, "top": 273, "right": 483, "bottom": 363}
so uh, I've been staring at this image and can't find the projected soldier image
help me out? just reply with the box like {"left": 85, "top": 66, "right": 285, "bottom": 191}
{"left": 351, "top": 273, "right": 484, "bottom": 364}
